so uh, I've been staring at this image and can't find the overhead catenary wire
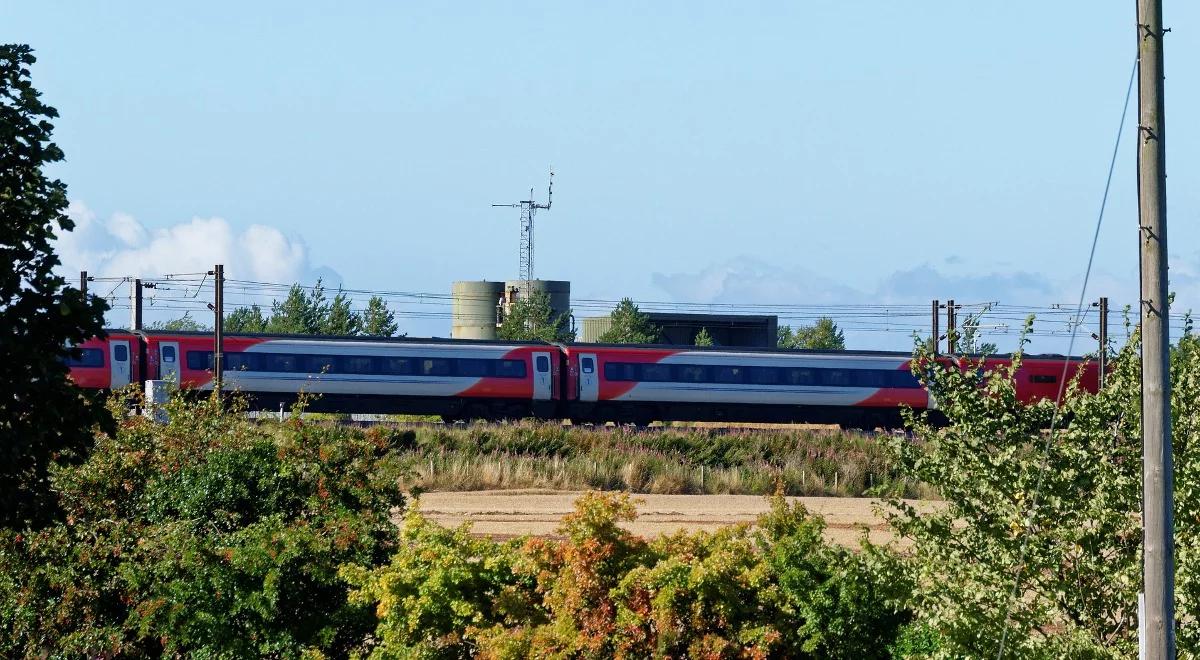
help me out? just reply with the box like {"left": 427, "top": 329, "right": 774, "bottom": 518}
{"left": 994, "top": 53, "right": 1138, "bottom": 658}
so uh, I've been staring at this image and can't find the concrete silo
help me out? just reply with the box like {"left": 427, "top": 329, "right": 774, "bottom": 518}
{"left": 451, "top": 281, "right": 504, "bottom": 339}
{"left": 503, "top": 280, "right": 572, "bottom": 336}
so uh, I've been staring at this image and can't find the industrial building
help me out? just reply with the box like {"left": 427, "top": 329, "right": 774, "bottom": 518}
{"left": 580, "top": 312, "right": 778, "bottom": 348}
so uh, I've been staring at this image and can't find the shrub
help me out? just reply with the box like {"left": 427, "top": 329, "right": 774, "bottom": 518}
{"left": 352, "top": 493, "right": 913, "bottom": 659}
{"left": 883, "top": 325, "right": 1200, "bottom": 657}
{"left": 0, "top": 392, "right": 408, "bottom": 657}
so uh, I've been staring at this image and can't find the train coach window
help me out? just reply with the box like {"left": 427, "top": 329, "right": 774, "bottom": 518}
{"left": 456, "top": 359, "right": 490, "bottom": 377}
{"left": 783, "top": 368, "right": 817, "bottom": 385}
{"left": 383, "top": 357, "right": 414, "bottom": 375}
{"left": 226, "top": 352, "right": 264, "bottom": 371}
{"left": 306, "top": 356, "right": 336, "bottom": 373}
{"left": 66, "top": 348, "right": 105, "bottom": 368}
{"left": 266, "top": 354, "right": 300, "bottom": 373}
{"left": 1030, "top": 374, "right": 1057, "bottom": 384}
{"left": 821, "top": 370, "right": 852, "bottom": 387}
{"left": 677, "top": 365, "right": 708, "bottom": 382}
{"left": 422, "top": 359, "right": 452, "bottom": 376}
{"left": 581, "top": 357, "right": 595, "bottom": 374}
{"left": 162, "top": 346, "right": 176, "bottom": 363}
{"left": 887, "top": 371, "right": 922, "bottom": 389}
{"left": 113, "top": 344, "right": 128, "bottom": 362}
{"left": 853, "top": 370, "right": 886, "bottom": 388}
{"left": 641, "top": 363, "right": 672, "bottom": 382}
{"left": 496, "top": 359, "right": 527, "bottom": 378}
{"left": 343, "top": 356, "right": 375, "bottom": 374}
{"left": 748, "top": 367, "right": 779, "bottom": 385}
{"left": 604, "top": 362, "right": 637, "bottom": 381}
{"left": 536, "top": 355, "right": 550, "bottom": 373}
{"left": 713, "top": 366, "right": 744, "bottom": 384}
{"left": 186, "top": 351, "right": 213, "bottom": 370}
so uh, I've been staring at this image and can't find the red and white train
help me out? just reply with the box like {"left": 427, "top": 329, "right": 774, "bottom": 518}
{"left": 67, "top": 330, "right": 1099, "bottom": 427}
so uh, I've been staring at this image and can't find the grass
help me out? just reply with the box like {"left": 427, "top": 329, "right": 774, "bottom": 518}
{"left": 345, "top": 420, "right": 932, "bottom": 498}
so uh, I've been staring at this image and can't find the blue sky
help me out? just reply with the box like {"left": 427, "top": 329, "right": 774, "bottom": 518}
{"left": 7, "top": 2, "right": 1199, "bottom": 351}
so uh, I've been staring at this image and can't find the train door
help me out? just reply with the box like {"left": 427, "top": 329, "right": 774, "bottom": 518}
{"left": 578, "top": 353, "right": 598, "bottom": 402}
{"left": 109, "top": 339, "right": 131, "bottom": 388}
{"left": 159, "top": 341, "right": 180, "bottom": 383}
{"left": 533, "top": 351, "right": 553, "bottom": 401}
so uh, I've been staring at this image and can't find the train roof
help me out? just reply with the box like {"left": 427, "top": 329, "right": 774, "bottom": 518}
{"left": 101, "top": 329, "right": 1090, "bottom": 361}
{"left": 104, "top": 328, "right": 555, "bottom": 347}
{"left": 558, "top": 341, "right": 1091, "bottom": 362}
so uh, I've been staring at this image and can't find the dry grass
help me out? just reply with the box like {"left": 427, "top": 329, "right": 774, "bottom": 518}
{"left": 355, "top": 421, "right": 933, "bottom": 498}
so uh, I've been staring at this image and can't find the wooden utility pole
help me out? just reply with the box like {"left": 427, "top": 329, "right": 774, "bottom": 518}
{"left": 80, "top": 270, "right": 88, "bottom": 298}
{"left": 211, "top": 265, "right": 225, "bottom": 401}
{"left": 1136, "top": 0, "right": 1174, "bottom": 656}
{"left": 130, "top": 278, "right": 142, "bottom": 330}
{"left": 931, "top": 299, "right": 940, "bottom": 354}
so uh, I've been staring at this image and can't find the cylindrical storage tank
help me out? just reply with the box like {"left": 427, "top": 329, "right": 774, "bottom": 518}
{"left": 506, "top": 280, "right": 571, "bottom": 331}
{"left": 452, "top": 280, "right": 504, "bottom": 339}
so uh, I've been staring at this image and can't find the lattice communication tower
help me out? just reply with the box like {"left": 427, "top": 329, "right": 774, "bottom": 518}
{"left": 493, "top": 168, "right": 553, "bottom": 282}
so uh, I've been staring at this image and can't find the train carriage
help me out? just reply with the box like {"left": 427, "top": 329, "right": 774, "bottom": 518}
{"left": 66, "top": 330, "right": 1099, "bottom": 428}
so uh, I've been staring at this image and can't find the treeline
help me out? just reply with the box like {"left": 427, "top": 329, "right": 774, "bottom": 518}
{"left": 151, "top": 280, "right": 401, "bottom": 337}
{"left": 500, "top": 293, "right": 848, "bottom": 349}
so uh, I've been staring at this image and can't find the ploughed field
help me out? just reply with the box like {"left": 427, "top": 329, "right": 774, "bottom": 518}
{"left": 414, "top": 489, "right": 940, "bottom": 548}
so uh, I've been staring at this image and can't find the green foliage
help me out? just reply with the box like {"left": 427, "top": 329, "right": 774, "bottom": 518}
{"left": 0, "top": 44, "right": 111, "bottom": 529}
{"left": 324, "top": 289, "right": 363, "bottom": 336}
{"left": 778, "top": 318, "right": 845, "bottom": 350}
{"left": 879, "top": 321, "right": 1200, "bottom": 657}
{"left": 362, "top": 295, "right": 400, "bottom": 337}
{"left": 0, "top": 391, "right": 409, "bottom": 657}
{"left": 598, "top": 298, "right": 660, "bottom": 344}
{"left": 225, "top": 303, "right": 269, "bottom": 333}
{"left": 148, "top": 311, "right": 208, "bottom": 331}
{"left": 227, "top": 287, "right": 402, "bottom": 338}
{"left": 694, "top": 326, "right": 714, "bottom": 346}
{"left": 268, "top": 280, "right": 330, "bottom": 335}
{"left": 498, "top": 290, "right": 574, "bottom": 342}
{"left": 351, "top": 492, "right": 913, "bottom": 658}
{"left": 343, "top": 506, "right": 535, "bottom": 658}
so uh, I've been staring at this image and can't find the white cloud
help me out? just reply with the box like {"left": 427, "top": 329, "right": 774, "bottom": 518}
{"left": 56, "top": 201, "right": 329, "bottom": 284}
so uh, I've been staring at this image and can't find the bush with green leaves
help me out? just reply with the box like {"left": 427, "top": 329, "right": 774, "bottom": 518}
{"left": 884, "top": 323, "right": 1200, "bottom": 657}
{"left": 0, "top": 391, "right": 408, "bottom": 658}
{"left": 349, "top": 492, "right": 914, "bottom": 659}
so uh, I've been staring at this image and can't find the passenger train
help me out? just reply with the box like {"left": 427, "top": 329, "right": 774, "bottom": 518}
{"left": 66, "top": 330, "right": 1100, "bottom": 428}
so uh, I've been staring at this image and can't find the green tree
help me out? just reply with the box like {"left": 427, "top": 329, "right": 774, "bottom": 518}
{"left": 498, "top": 290, "right": 574, "bottom": 342}
{"left": 694, "top": 326, "right": 714, "bottom": 346}
{"left": 778, "top": 318, "right": 845, "bottom": 350}
{"left": 321, "top": 289, "right": 361, "bottom": 336}
{"left": 361, "top": 295, "right": 399, "bottom": 337}
{"left": 266, "top": 280, "right": 328, "bottom": 335}
{"left": 0, "top": 45, "right": 110, "bottom": 529}
{"left": 148, "top": 312, "right": 207, "bottom": 331}
{"left": 598, "top": 298, "right": 659, "bottom": 344}
{"left": 879, "top": 322, "right": 1200, "bottom": 657}
{"left": 225, "top": 304, "right": 268, "bottom": 333}
{"left": 955, "top": 309, "right": 999, "bottom": 355}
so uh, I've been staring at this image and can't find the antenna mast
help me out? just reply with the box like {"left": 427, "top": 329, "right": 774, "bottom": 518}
{"left": 493, "top": 168, "right": 553, "bottom": 282}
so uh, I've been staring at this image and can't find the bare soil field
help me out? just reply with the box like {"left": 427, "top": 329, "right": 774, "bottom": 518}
{"left": 416, "top": 489, "right": 939, "bottom": 548}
